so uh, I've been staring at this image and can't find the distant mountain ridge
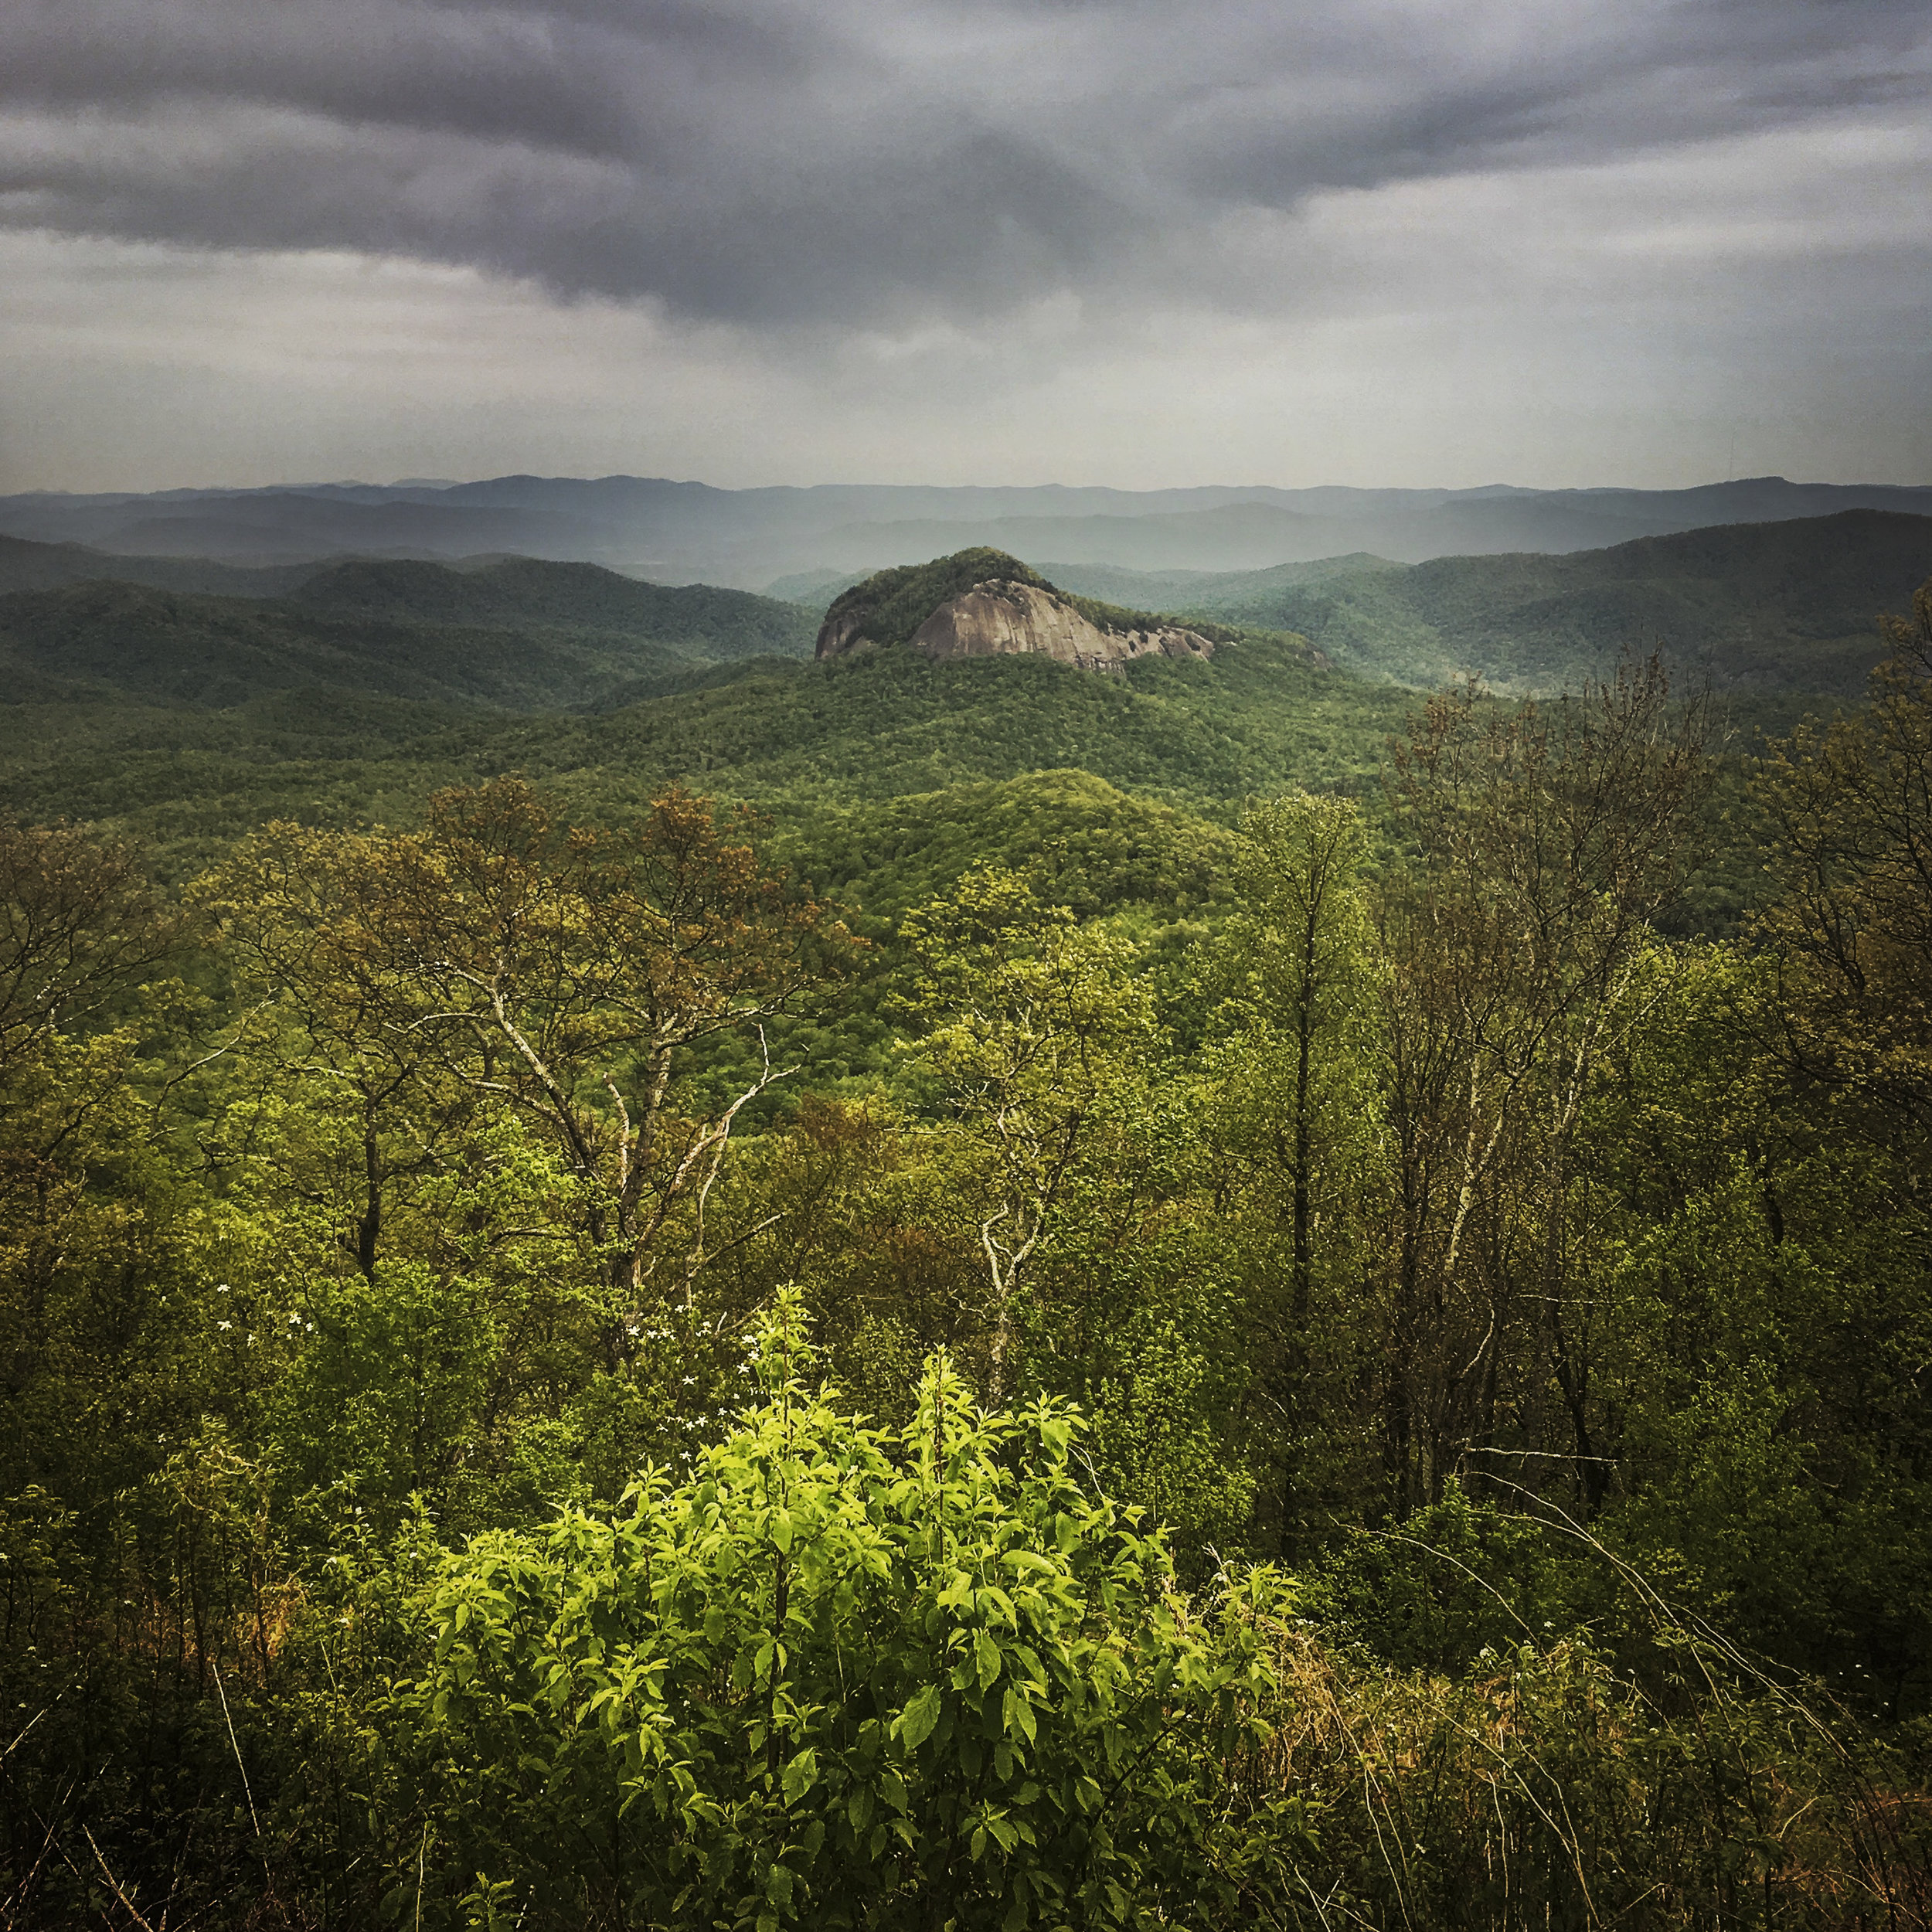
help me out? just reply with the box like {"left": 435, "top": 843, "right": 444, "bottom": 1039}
{"left": 5, "top": 474, "right": 1928, "bottom": 587}
{"left": 1044, "top": 510, "right": 1932, "bottom": 696}
{"left": 5, "top": 510, "right": 1921, "bottom": 719}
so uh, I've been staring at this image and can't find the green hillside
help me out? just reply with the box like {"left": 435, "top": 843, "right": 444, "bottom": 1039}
{"left": 287, "top": 554, "right": 818, "bottom": 658}
{"left": 0, "top": 531, "right": 319, "bottom": 599}
{"left": 0, "top": 529, "right": 1844, "bottom": 923}
{"left": 0, "top": 541, "right": 821, "bottom": 747}
{"left": 1155, "top": 509, "right": 1932, "bottom": 695}
{"left": 1040, "top": 551, "right": 1406, "bottom": 613}
{"left": 0, "top": 617, "right": 1410, "bottom": 881}
{"left": 0, "top": 579, "right": 708, "bottom": 712}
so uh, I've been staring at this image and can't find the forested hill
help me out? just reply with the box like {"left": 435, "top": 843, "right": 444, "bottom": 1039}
{"left": 0, "top": 620, "right": 1413, "bottom": 883}
{"left": 0, "top": 580, "right": 716, "bottom": 712}
{"left": 0, "top": 536, "right": 818, "bottom": 661}
{"left": 2, "top": 519, "right": 1898, "bottom": 917}
{"left": 284, "top": 554, "right": 817, "bottom": 658}
{"left": 0, "top": 529, "right": 318, "bottom": 599}
{"left": 0, "top": 548, "right": 818, "bottom": 716}
{"left": 6, "top": 569, "right": 1932, "bottom": 1926}
{"left": 7, "top": 481, "right": 1932, "bottom": 1926}
{"left": 1043, "top": 508, "right": 1932, "bottom": 695}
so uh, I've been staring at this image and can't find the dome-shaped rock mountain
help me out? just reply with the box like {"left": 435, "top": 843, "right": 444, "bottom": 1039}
{"left": 815, "top": 549, "right": 1216, "bottom": 673}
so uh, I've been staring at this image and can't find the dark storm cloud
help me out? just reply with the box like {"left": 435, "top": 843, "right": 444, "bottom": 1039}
{"left": 2, "top": 0, "right": 1928, "bottom": 328}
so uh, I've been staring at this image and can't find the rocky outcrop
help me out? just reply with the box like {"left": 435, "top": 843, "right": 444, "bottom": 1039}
{"left": 817, "top": 574, "right": 1215, "bottom": 672}
{"left": 815, "top": 601, "right": 884, "bottom": 661}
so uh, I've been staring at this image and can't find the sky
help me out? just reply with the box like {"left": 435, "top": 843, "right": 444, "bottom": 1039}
{"left": 2, "top": 0, "right": 1929, "bottom": 495}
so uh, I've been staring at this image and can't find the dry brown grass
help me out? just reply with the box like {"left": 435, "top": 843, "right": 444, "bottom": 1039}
{"left": 1211, "top": 1618, "right": 1932, "bottom": 1930}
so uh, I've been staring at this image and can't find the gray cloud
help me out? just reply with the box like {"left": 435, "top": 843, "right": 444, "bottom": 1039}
{"left": 1, "top": 0, "right": 1927, "bottom": 497}
{"left": 4, "top": 0, "right": 1927, "bottom": 329}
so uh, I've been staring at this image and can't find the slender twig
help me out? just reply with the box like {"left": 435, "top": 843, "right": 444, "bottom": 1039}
{"left": 81, "top": 1825, "right": 158, "bottom": 1932}
{"left": 207, "top": 1658, "right": 261, "bottom": 1842}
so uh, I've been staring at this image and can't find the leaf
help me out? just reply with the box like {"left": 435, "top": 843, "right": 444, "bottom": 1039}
{"left": 975, "top": 1628, "right": 1003, "bottom": 1692}
{"left": 1005, "top": 1687, "right": 1038, "bottom": 1745}
{"left": 896, "top": 1682, "right": 942, "bottom": 1751}
{"left": 782, "top": 1745, "right": 818, "bottom": 1805}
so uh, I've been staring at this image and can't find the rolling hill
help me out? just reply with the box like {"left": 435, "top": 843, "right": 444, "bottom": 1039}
{"left": 1, "top": 513, "right": 1920, "bottom": 947}
{"left": 284, "top": 556, "right": 815, "bottom": 660}
{"left": 1042, "top": 511, "right": 1932, "bottom": 696}
{"left": 0, "top": 580, "right": 720, "bottom": 711}
{"left": 0, "top": 546, "right": 818, "bottom": 719}
{"left": 0, "top": 602, "right": 1410, "bottom": 883}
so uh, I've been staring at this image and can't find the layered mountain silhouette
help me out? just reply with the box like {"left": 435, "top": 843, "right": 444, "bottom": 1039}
{"left": 2, "top": 509, "right": 1923, "bottom": 727}
{"left": 1041, "top": 509, "right": 1932, "bottom": 696}
{"left": 7, "top": 474, "right": 1930, "bottom": 587}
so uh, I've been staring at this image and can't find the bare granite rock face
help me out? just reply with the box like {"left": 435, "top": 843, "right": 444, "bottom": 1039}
{"left": 817, "top": 577, "right": 1215, "bottom": 672}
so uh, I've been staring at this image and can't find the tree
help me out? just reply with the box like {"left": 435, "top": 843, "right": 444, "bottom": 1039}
{"left": 201, "top": 820, "right": 485, "bottom": 1282}
{"left": 1754, "top": 578, "right": 1932, "bottom": 1140}
{"left": 384, "top": 1292, "right": 1277, "bottom": 1932}
{"left": 1203, "top": 792, "right": 1380, "bottom": 1553}
{"left": 901, "top": 866, "right": 1156, "bottom": 1404}
{"left": 207, "top": 780, "right": 847, "bottom": 1325}
{"left": 1378, "top": 655, "right": 1710, "bottom": 1515}
{"left": 0, "top": 815, "right": 178, "bottom": 1095}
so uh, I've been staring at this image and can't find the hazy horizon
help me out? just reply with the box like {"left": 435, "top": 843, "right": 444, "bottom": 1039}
{"left": 8, "top": 468, "right": 1931, "bottom": 504}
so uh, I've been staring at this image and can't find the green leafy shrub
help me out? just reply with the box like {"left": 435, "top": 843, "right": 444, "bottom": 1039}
{"left": 381, "top": 1291, "right": 1279, "bottom": 1930}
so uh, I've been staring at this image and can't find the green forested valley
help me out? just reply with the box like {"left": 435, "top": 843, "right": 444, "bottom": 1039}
{"left": 4, "top": 533, "right": 1932, "bottom": 1930}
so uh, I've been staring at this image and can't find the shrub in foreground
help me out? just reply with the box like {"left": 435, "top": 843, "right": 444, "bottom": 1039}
{"left": 376, "top": 1294, "right": 1277, "bottom": 1930}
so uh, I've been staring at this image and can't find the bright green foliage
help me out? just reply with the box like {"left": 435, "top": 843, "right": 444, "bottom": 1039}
{"left": 389, "top": 1293, "right": 1278, "bottom": 1930}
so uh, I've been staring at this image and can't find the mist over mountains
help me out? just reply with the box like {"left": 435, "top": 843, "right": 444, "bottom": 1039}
{"left": 5, "top": 474, "right": 1930, "bottom": 588}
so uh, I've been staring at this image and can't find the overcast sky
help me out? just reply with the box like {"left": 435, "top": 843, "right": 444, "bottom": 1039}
{"left": 2, "top": 0, "right": 1927, "bottom": 494}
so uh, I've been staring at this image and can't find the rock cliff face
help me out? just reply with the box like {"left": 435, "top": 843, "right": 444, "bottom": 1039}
{"left": 816, "top": 572, "right": 1215, "bottom": 673}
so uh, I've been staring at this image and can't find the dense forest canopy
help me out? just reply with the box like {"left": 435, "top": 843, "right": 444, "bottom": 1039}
{"left": 3, "top": 545, "right": 1932, "bottom": 1927}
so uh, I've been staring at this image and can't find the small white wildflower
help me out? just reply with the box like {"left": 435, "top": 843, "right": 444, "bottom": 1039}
{"left": 217, "top": 1320, "right": 232, "bottom": 1332}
